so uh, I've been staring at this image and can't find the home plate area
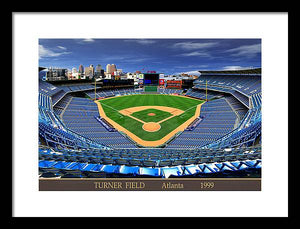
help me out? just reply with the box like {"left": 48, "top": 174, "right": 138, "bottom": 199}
{"left": 142, "top": 122, "right": 161, "bottom": 132}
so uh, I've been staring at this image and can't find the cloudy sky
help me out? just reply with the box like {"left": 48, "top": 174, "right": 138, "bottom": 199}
{"left": 39, "top": 38, "right": 261, "bottom": 75}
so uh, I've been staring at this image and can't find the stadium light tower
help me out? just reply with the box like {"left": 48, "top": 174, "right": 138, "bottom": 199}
{"left": 206, "top": 80, "right": 208, "bottom": 102}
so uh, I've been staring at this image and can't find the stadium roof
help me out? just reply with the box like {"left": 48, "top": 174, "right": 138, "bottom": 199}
{"left": 39, "top": 67, "right": 47, "bottom": 72}
{"left": 199, "top": 68, "right": 261, "bottom": 74}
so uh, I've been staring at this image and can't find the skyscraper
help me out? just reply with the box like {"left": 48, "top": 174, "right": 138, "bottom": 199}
{"left": 106, "top": 64, "right": 111, "bottom": 74}
{"left": 96, "top": 64, "right": 102, "bottom": 72}
{"left": 95, "top": 64, "right": 102, "bottom": 77}
{"left": 89, "top": 64, "right": 94, "bottom": 76}
{"left": 106, "top": 64, "right": 117, "bottom": 74}
{"left": 111, "top": 64, "right": 117, "bottom": 73}
{"left": 84, "top": 65, "right": 94, "bottom": 79}
{"left": 78, "top": 64, "right": 84, "bottom": 74}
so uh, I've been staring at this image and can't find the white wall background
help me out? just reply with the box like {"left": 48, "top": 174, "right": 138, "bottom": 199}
{"left": 13, "top": 12, "right": 288, "bottom": 217}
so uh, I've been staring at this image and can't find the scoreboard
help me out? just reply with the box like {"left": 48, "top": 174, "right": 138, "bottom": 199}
{"left": 166, "top": 80, "right": 182, "bottom": 89}
{"left": 143, "top": 73, "right": 159, "bottom": 85}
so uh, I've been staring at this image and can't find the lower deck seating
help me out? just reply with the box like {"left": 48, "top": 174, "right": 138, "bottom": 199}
{"left": 166, "top": 98, "right": 238, "bottom": 148}
{"left": 62, "top": 97, "right": 137, "bottom": 148}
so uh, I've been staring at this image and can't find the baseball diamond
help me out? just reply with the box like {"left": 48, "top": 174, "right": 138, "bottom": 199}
{"left": 96, "top": 94, "right": 204, "bottom": 146}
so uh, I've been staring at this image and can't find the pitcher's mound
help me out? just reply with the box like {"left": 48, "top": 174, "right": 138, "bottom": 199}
{"left": 148, "top": 113, "right": 156, "bottom": 116}
{"left": 142, "top": 122, "right": 161, "bottom": 132}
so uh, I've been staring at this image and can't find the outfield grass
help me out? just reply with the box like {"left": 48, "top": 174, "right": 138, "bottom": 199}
{"left": 99, "top": 94, "right": 203, "bottom": 141}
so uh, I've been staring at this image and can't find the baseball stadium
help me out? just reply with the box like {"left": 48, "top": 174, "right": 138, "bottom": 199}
{"left": 38, "top": 68, "right": 262, "bottom": 178}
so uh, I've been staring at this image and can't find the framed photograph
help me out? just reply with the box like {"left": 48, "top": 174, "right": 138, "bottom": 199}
{"left": 13, "top": 12, "right": 288, "bottom": 217}
{"left": 38, "top": 38, "right": 262, "bottom": 191}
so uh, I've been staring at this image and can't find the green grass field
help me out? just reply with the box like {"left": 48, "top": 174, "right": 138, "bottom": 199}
{"left": 99, "top": 94, "right": 204, "bottom": 141}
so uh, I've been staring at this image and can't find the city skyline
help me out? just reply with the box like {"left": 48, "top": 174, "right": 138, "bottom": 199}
{"left": 39, "top": 38, "right": 261, "bottom": 75}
